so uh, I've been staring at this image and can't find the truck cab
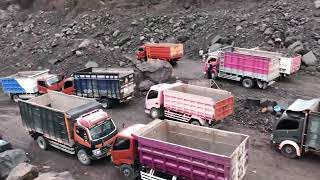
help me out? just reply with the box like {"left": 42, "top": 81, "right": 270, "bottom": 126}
{"left": 271, "top": 99, "right": 320, "bottom": 159}
{"left": 37, "top": 74, "right": 66, "bottom": 94}
{"left": 145, "top": 83, "right": 182, "bottom": 119}
{"left": 74, "top": 109, "right": 118, "bottom": 165}
{"left": 110, "top": 124, "right": 145, "bottom": 178}
{"left": 61, "top": 77, "right": 74, "bottom": 95}
{"left": 137, "top": 46, "right": 146, "bottom": 61}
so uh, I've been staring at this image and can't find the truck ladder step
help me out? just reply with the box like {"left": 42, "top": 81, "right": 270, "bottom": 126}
{"left": 49, "top": 140, "right": 75, "bottom": 155}
{"left": 218, "top": 73, "right": 241, "bottom": 81}
{"left": 165, "top": 110, "right": 191, "bottom": 122}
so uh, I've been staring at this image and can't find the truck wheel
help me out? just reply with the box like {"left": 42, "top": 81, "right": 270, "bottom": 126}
{"left": 281, "top": 145, "right": 297, "bottom": 159}
{"left": 150, "top": 108, "right": 162, "bottom": 119}
{"left": 101, "top": 99, "right": 113, "bottom": 109}
{"left": 190, "top": 120, "right": 201, "bottom": 126}
{"left": 77, "top": 149, "right": 91, "bottom": 165}
{"left": 37, "top": 136, "right": 49, "bottom": 150}
{"left": 120, "top": 164, "right": 135, "bottom": 179}
{"left": 11, "top": 94, "right": 20, "bottom": 103}
{"left": 242, "top": 78, "right": 254, "bottom": 89}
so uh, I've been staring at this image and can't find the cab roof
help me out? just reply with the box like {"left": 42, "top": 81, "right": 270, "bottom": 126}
{"left": 77, "top": 109, "right": 110, "bottom": 129}
{"left": 118, "top": 124, "right": 145, "bottom": 138}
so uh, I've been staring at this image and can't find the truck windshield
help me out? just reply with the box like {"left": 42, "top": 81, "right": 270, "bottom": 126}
{"left": 89, "top": 120, "right": 116, "bottom": 140}
{"left": 46, "top": 75, "right": 63, "bottom": 86}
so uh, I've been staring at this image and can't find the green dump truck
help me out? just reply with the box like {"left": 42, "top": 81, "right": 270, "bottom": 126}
{"left": 271, "top": 98, "right": 320, "bottom": 158}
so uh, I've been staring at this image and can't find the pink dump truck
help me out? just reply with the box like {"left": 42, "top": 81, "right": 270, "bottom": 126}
{"left": 145, "top": 83, "right": 234, "bottom": 127}
{"left": 136, "top": 120, "right": 249, "bottom": 180}
{"left": 204, "top": 47, "right": 301, "bottom": 89}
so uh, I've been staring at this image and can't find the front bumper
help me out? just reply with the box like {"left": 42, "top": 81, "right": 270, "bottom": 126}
{"left": 145, "top": 109, "right": 150, "bottom": 114}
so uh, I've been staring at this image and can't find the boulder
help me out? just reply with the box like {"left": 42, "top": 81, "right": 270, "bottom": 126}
{"left": 112, "top": 30, "right": 120, "bottom": 37}
{"left": 139, "top": 80, "right": 155, "bottom": 91}
{"left": 35, "top": 171, "right": 74, "bottom": 180}
{"left": 208, "top": 43, "right": 223, "bottom": 53}
{"left": 288, "top": 41, "right": 305, "bottom": 54}
{"left": 118, "top": 36, "right": 131, "bottom": 46}
{"left": 305, "top": 66, "right": 317, "bottom": 72}
{"left": 85, "top": 61, "right": 99, "bottom": 68}
{"left": 136, "top": 60, "right": 173, "bottom": 83}
{"left": 264, "top": 27, "right": 274, "bottom": 36}
{"left": 177, "top": 35, "right": 190, "bottom": 43}
{"left": 315, "top": 0, "right": 320, "bottom": 9}
{"left": 78, "top": 39, "right": 92, "bottom": 49}
{"left": 6, "top": 163, "right": 38, "bottom": 180}
{"left": 0, "top": 149, "right": 28, "bottom": 179}
{"left": 302, "top": 51, "right": 318, "bottom": 66}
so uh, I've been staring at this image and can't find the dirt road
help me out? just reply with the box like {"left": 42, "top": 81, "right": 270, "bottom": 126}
{"left": 1, "top": 60, "right": 320, "bottom": 180}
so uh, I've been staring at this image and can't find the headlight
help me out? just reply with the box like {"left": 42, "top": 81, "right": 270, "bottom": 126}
{"left": 92, "top": 149, "right": 102, "bottom": 156}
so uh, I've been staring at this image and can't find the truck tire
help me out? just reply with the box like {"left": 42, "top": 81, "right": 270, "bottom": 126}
{"left": 77, "top": 149, "right": 91, "bottom": 165}
{"left": 150, "top": 108, "right": 162, "bottom": 119}
{"left": 101, "top": 98, "right": 113, "bottom": 109}
{"left": 281, "top": 145, "right": 297, "bottom": 159}
{"left": 120, "top": 164, "right": 135, "bottom": 179}
{"left": 190, "top": 120, "right": 201, "bottom": 126}
{"left": 37, "top": 136, "right": 49, "bottom": 150}
{"left": 11, "top": 94, "right": 20, "bottom": 103}
{"left": 242, "top": 78, "right": 254, "bottom": 89}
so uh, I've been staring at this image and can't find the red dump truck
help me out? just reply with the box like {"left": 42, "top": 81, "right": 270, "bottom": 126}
{"left": 110, "top": 120, "right": 249, "bottom": 180}
{"left": 18, "top": 91, "right": 118, "bottom": 165}
{"left": 145, "top": 83, "right": 234, "bottom": 127}
{"left": 137, "top": 43, "right": 184, "bottom": 64}
{"left": 204, "top": 47, "right": 280, "bottom": 89}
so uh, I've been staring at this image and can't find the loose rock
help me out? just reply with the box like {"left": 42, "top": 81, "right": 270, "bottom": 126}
{"left": 302, "top": 51, "right": 318, "bottom": 66}
{"left": 85, "top": 61, "right": 99, "bottom": 68}
{"left": 6, "top": 163, "right": 38, "bottom": 180}
{"left": 139, "top": 80, "right": 155, "bottom": 91}
{"left": 0, "top": 149, "right": 28, "bottom": 179}
{"left": 35, "top": 171, "right": 75, "bottom": 180}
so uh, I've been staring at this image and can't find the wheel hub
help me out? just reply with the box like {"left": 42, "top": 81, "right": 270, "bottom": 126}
{"left": 285, "top": 147, "right": 293, "bottom": 154}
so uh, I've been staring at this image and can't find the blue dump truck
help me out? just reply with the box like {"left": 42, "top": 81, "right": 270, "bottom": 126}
{"left": 70, "top": 68, "right": 136, "bottom": 109}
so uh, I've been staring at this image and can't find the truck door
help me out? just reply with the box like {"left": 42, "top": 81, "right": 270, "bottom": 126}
{"left": 37, "top": 80, "right": 48, "bottom": 94}
{"left": 62, "top": 80, "right": 74, "bottom": 95}
{"left": 305, "top": 113, "right": 320, "bottom": 150}
{"left": 111, "top": 137, "right": 134, "bottom": 165}
{"left": 145, "top": 90, "right": 161, "bottom": 110}
{"left": 74, "top": 125, "right": 91, "bottom": 148}
{"left": 273, "top": 118, "right": 303, "bottom": 144}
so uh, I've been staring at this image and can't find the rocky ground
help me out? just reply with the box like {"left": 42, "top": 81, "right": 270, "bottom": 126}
{"left": 0, "top": 0, "right": 319, "bottom": 77}
{"left": 0, "top": 0, "right": 320, "bottom": 180}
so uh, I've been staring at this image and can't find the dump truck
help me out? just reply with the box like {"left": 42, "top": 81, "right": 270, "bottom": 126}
{"left": 0, "top": 70, "right": 66, "bottom": 102}
{"left": 238, "top": 47, "right": 302, "bottom": 78}
{"left": 18, "top": 91, "right": 118, "bottom": 165}
{"left": 271, "top": 98, "right": 320, "bottom": 159}
{"left": 110, "top": 120, "right": 249, "bottom": 180}
{"left": 137, "top": 43, "right": 184, "bottom": 64}
{"left": 204, "top": 47, "right": 281, "bottom": 89}
{"left": 145, "top": 83, "right": 234, "bottom": 127}
{"left": 71, "top": 67, "right": 136, "bottom": 108}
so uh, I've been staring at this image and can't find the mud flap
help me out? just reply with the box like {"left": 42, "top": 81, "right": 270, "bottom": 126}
{"left": 257, "top": 80, "right": 268, "bottom": 89}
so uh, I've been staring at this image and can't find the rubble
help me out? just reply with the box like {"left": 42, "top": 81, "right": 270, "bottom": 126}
{"left": 226, "top": 99, "right": 278, "bottom": 133}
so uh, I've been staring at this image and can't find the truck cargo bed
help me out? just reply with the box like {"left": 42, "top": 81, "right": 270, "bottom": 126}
{"left": 134, "top": 120, "right": 249, "bottom": 180}
{"left": 164, "top": 84, "right": 234, "bottom": 121}
{"left": 73, "top": 68, "right": 135, "bottom": 100}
